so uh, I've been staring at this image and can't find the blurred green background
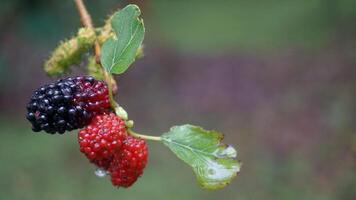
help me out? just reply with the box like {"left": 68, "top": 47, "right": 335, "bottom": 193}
{"left": 1, "top": 0, "right": 356, "bottom": 199}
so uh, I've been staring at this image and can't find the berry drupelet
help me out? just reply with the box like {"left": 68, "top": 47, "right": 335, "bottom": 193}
{"left": 78, "top": 113, "right": 127, "bottom": 169}
{"left": 109, "top": 136, "right": 148, "bottom": 188}
{"left": 26, "top": 76, "right": 110, "bottom": 134}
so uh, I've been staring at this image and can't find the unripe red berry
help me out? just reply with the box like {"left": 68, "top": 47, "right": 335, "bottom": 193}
{"left": 109, "top": 136, "right": 148, "bottom": 187}
{"left": 78, "top": 113, "right": 127, "bottom": 169}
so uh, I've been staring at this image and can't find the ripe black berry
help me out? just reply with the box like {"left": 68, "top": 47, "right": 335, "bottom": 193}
{"left": 26, "top": 76, "right": 110, "bottom": 134}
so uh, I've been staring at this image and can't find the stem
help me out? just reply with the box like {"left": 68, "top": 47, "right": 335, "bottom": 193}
{"left": 103, "top": 70, "right": 116, "bottom": 107}
{"left": 74, "top": 0, "right": 161, "bottom": 143}
{"left": 74, "top": 0, "right": 117, "bottom": 109}
{"left": 74, "top": 0, "right": 93, "bottom": 28}
{"left": 128, "top": 129, "right": 162, "bottom": 141}
{"left": 74, "top": 0, "right": 101, "bottom": 63}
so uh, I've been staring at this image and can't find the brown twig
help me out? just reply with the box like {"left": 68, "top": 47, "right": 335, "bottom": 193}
{"left": 74, "top": 0, "right": 101, "bottom": 63}
{"left": 73, "top": 0, "right": 161, "bottom": 141}
{"left": 74, "top": 0, "right": 118, "bottom": 95}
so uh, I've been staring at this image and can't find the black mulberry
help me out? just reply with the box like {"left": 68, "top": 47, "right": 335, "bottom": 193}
{"left": 26, "top": 76, "right": 110, "bottom": 134}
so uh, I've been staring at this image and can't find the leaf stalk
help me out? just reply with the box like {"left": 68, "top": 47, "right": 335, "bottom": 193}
{"left": 128, "top": 130, "right": 162, "bottom": 141}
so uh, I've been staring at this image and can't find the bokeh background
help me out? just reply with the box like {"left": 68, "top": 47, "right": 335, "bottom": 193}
{"left": 1, "top": 0, "right": 356, "bottom": 199}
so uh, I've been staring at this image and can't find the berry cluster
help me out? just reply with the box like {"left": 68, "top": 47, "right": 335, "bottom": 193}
{"left": 26, "top": 76, "right": 109, "bottom": 134}
{"left": 78, "top": 113, "right": 148, "bottom": 187}
{"left": 26, "top": 76, "right": 148, "bottom": 188}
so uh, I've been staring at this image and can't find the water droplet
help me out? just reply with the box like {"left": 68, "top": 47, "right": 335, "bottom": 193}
{"left": 208, "top": 168, "right": 215, "bottom": 175}
{"left": 95, "top": 168, "right": 108, "bottom": 177}
{"left": 213, "top": 145, "right": 237, "bottom": 158}
{"left": 224, "top": 145, "right": 237, "bottom": 158}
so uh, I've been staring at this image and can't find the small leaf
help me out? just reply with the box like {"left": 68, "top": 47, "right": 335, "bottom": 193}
{"left": 162, "top": 125, "right": 241, "bottom": 190}
{"left": 100, "top": 4, "right": 145, "bottom": 74}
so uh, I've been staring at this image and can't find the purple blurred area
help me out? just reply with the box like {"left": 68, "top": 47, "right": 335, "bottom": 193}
{"left": 0, "top": 0, "right": 356, "bottom": 199}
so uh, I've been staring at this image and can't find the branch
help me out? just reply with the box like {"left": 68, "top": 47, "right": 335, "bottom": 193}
{"left": 73, "top": 0, "right": 155, "bottom": 141}
{"left": 74, "top": 0, "right": 119, "bottom": 107}
{"left": 74, "top": 0, "right": 93, "bottom": 28}
{"left": 74, "top": 0, "right": 101, "bottom": 63}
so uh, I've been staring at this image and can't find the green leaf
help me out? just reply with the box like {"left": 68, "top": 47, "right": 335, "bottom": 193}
{"left": 100, "top": 4, "right": 145, "bottom": 74}
{"left": 162, "top": 124, "right": 241, "bottom": 190}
